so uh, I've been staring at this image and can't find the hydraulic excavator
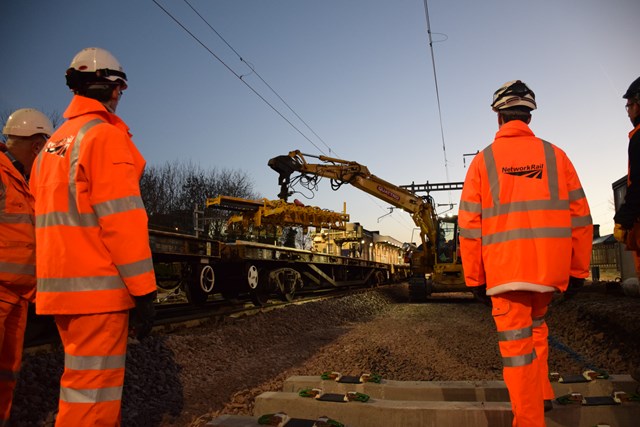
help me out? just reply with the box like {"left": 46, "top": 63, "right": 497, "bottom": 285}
{"left": 268, "top": 150, "right": 468, "bottom": 301}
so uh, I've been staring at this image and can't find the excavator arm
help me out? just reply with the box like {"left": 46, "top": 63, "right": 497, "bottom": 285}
{"left": 268, "top": 150, "right": 438, "bottom": 266}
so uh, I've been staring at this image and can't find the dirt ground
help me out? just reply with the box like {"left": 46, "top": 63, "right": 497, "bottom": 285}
{"left": 10, "top": 281, "right": 640, "bottom": 427}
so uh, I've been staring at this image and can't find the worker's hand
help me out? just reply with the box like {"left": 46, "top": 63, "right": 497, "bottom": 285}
{"left": 614, "top": 224, "right": 627, "bottom": 243}
{"left": 564, "top": 277, "right": 584, "bottom": 300}
{"left": 471, "top": 284, "right": 492, "bottom": 307}
{"left": 131, "top": 291, "right": 157, "bottom": 340}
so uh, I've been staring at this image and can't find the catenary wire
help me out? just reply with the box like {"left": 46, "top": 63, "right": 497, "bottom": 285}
{"left": 423, "top": 0, "right": 452, "bottom": 204}
{"left": 183, "top": 0, "right": 336, "bottom": 156}
{"left": 151, "top": 0, "right": 327, "bottom": 155}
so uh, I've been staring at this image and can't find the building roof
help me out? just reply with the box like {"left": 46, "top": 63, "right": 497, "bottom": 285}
{"left": 593, "top": 234, "right": 616, "bottom": 245}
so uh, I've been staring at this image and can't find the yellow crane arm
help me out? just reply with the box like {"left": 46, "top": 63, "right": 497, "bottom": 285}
{"left": 268, "top": 150, "right": 438, "bottom": 249}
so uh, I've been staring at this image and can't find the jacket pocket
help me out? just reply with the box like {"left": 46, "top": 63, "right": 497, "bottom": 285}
{"left": 491, "top": 297, "right": 510, "bottom": 318}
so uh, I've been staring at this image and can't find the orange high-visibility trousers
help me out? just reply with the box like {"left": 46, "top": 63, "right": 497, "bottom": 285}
{"left": 0, "top": 292, "right": 28, "bottom": 425}
{"left": 54, "top": 311, "right": 128, "bottom": 427}
{"left": 491, "top": 291, "right": 554, "bottom": 427}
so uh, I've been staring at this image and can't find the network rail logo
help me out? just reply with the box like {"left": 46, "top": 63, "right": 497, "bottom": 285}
{"left": 502, "top": 163, "right": 544, "bottom": 179}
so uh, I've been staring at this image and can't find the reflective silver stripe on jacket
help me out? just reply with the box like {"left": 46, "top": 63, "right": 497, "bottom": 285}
{"left": 544, "top": 141, "right": 559, "bottom": 200}
{"left": 64, "top": 353, "right": 126, "bottom": 371}
{"left": 93, "top": 196, "right": 145, "bottom": 218}
{"left": 117, "top": 258, "right": 154, "bottom": 278}
{"left": 0, "top": 213, "right": 34, "bottom": 224}
{"left": 569, "top": 188, "right": 586, "bottom": 201}
{"left": 0, "top": 261, "right": 35, "bottom": 276}
{"left": 483, "top": 227, "right": 572, "bottom": 245}
{"left": 36, "top": 210, "right": 98, "bottom": 227}
{"left": 38, "top": 276, "right": 125, "bottom": 292}
{"left": 60, "top": 386, "right": 123, "bottom": 403}
{"left": 459, "top": 228, "right": 481, "bottom": 239}
{"left": 572, "top": 215, "right": 593, "bottom": 227}
{"left": 503, "top": 349, "right": 537, "bottom": 367}
{"left": 481, "top": 199, "right": 569, "bottom": 219}
{"left": 459, "top": 200, "right": 481, "bottom": 213}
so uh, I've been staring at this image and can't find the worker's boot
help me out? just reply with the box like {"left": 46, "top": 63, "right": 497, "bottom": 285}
{"left": 544, "top": 399, "right": 553, "bottom": 412}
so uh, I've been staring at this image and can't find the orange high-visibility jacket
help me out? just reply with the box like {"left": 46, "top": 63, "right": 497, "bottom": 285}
{"left": 0, "top": 147, "right": 36, "bottom": 302}
{"left": 459, "top": 120, "right": 592, "bottom": 295}
{"left": 30, "top": 95, "right": 156, "bottom": 314}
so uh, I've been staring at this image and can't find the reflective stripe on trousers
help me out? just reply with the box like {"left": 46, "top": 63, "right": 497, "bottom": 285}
{"left": 55, "top": 311, "right": 128, "bottom": 427}
{"left": 491, "top": 291, "right": 553, "bottom": 427}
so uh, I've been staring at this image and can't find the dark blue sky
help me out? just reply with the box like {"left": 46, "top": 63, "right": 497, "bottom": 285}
{"left": 1, "top": 0, "right": 638, "bottom": 242}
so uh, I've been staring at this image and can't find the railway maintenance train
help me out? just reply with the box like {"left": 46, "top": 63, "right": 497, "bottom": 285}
{"left": 148, "top": 198, "right": 410, "bottom": 307}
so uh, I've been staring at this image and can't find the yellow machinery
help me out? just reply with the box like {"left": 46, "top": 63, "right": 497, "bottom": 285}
{"left": 268, "top": 150, "right": 467, "bottom": 300}
{"left": 206, "top": 195, "right": 349, "bottom": 233}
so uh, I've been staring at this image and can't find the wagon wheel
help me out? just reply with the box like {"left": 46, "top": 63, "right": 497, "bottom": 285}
{"left": 247, "top": 264, "right": 269, "bottom": 307}
{"left": 246, "top": 264, "right": 259, "bottom": 290}
{"left": 199, "top": 265, "right": 215, "bottom": 293}
{"left": 185, "top": 264, "right": 209, "bottom": 305}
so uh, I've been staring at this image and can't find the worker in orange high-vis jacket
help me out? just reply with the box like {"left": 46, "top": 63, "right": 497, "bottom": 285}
{"left": 29, "top": 47, "right": 157, "bottom": 427}
{"left": 0, "top": 108, "right": 53, "bottom": 425}
{"left": 613, "top": 75, "right": 640, "bottom": 383}
{"left": 459, "top": 80, "right": 593, "bottom": 427}
{"left": 614, "top": 77, "right": 640, "bottom": 267}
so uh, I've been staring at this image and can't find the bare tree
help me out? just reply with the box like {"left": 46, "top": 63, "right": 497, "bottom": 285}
{"left": 140, "top": 160, "right": 259, "bottom": 235}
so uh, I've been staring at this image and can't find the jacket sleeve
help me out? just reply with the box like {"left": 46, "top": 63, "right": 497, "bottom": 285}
{"left": 458, "top": 156, "right": 485, "bottom": 287}
{"left": 81, "top": 124, "right": 157, "bottom": 296}
{"left": 563, "top": 154, "right": 593, "bottom": 279}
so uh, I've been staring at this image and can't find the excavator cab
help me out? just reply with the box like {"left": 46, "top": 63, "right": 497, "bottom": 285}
{"left": 436, "top": 217, "right": 459, "bottom": 264}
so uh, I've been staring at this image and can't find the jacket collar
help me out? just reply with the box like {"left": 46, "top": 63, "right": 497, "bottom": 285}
{"left": 64, "top": 95, "right": 131, "bottom": 135}
{"left": 495, "top": 120, "right": 535, "bottom": 139}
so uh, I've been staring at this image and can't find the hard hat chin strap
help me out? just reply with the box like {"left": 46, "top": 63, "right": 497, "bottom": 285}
{"left": 83, "top": 84, "right": 117, "bottom": 103}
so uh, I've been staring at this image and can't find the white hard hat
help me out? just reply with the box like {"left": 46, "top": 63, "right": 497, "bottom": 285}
{"left": 66, "top": 47, "right": 128, "bottom": 90}
{"left": 491, "top": 80, "right": 537, "bottom": 111}
{"left": 2, "top": 108, "right": 54, "bottom": 138}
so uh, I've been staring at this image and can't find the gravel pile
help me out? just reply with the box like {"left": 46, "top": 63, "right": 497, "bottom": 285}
{"left": 10, "top": 283, "right": 640, "bottom": 426}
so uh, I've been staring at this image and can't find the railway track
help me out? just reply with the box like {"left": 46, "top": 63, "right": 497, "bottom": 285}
{"left": 22, "top": 285, "right": 376, "bottom": 350}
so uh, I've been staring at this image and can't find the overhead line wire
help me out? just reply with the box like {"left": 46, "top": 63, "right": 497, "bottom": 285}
{"left": 423, "top": 0, "right": 452, "bottom": 204}
{"left": 151, "top": 0, "right": 326, "bottom": 155}
{"left": 183, "top": 0, "right": 335, "bottom": 156}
